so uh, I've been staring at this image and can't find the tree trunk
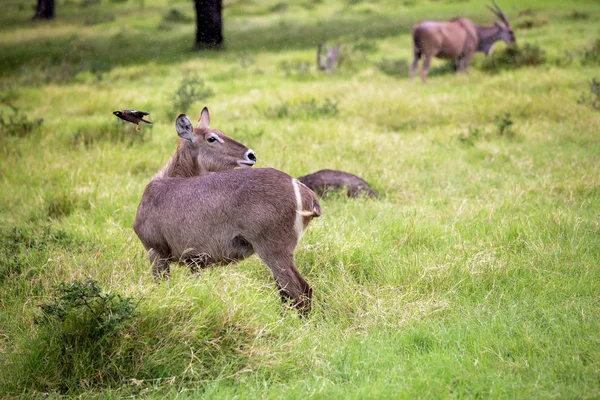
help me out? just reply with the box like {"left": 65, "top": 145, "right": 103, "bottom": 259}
{"left": 32, "top": 0, "right": 55, "bottom": 20}
{"left": 194, "top": 0, "right": 223, "bottom": 49}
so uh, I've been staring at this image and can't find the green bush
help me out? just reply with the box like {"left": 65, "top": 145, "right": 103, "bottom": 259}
{"left": 11, "top": 279, "right": 138, "bottom": 393}
{"left": 36, "top": 279, "right": 136, "bottom": 338}
{"left": 162, "top": 8, "right": 193, "bottom": 24}
{"left": 480, "top": 43, "right": 546, "bottom": 72}
{"left": 495, "top": 112, "right": 515, "bottom": 138}
{"left": 0, "top": 104, "right": 43, "bottom": 138}
{"left": 171, "top": 75, "right": 214, "bottom": 116}
{"left": 581, "top": 39, "right": 600, "bottom": 66}
{"left": 515, "top": 17, "right": 548, "bottom": 30}
{"left": 578, "top": 78, "right": 600, "bottom": 110}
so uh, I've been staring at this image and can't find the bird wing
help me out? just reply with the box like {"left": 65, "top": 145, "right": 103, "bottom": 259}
{"left": 125, "top": 110, "right": 150, "bottom": 118}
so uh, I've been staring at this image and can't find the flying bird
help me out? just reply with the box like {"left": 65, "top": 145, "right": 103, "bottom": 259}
{"left": 113, "top": 110, "right": 152, "bottom": 132}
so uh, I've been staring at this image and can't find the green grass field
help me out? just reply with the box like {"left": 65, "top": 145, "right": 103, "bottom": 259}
{"left": 1, "top": 0, "right": 599, "bottom": 397}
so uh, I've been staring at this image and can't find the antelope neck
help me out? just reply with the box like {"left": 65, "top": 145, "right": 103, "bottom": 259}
{"left": 476, "top": 24, "right": 503, "bottom": 55}
{"left": 154, "top": 141, "right": 201, "bottom": 179}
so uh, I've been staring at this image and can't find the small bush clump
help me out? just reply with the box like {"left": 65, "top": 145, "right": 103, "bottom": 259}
{"left": 581, "top": 39, "right": 600, "bottom": 66}
{"left": 480, "top": 43, "right": 546, "bottom": 73}
{"left": 515, "top": 17, "right": 548, "bottom": 30}
{"left": 577, "top": 78, "right": 600, "bottom": 111}
{"left": 13, "top": 279, "right": 138, "bottom": 393}
{"left": 495, "top": 112, "right": 515, "bottom": 138}
{"left": 162, "top": 8, "right": 193, "bottom": 24}
{"left": 171, "top": 75, "right": 214, "bottom": 116}
{"left": 0, "top": 104, "right": 43, "bottom": 138}
{"left": 36, "top": 279, "right": 136, "bottom": 339}
{"left": 270, "top": 2, "right": 288, "bottom": 12}
{"left": 457, "top": 126, "right": 484, "bottom": 146}
{"left": 262, "top": 97, "right": 339, "bottom": 119}
{"left": 568, "top": 10, "right": 589, "bottom": 20}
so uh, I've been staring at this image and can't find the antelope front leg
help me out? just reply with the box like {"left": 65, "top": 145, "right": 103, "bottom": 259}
{"left": 463, "top": 55, "right": 473, "bottom": 74}
{"left": 421, "top": 55, "right": 432, "bottom": 83}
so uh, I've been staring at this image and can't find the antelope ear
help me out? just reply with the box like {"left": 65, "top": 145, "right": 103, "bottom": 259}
{"left": 176, "top": 114, "right": 195, "bottom": 142}
{"left": 197, "top": 107, "right": 210, "bottom": 129}
{"left": 494, "top": 21, "right": 503, "bottom": 28}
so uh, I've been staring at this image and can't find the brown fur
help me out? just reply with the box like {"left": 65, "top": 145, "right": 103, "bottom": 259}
{"left": 298, "top": 169, "right": 379, "bottom": 198}
{"left": 166, "top": 141, "right": 201, "bottom": 178}
{"left": 410, "top": 2, "right": 515, "bottom": 82}
{"left": 134, "top": 108, "right": 320, "bottom": 314}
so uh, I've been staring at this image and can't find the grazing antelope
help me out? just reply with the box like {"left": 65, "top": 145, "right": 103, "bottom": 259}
{"left": 410, "top": 0, "right": 516, "bottom": 82}
{"left": 133, "top": 108, "right": 321, "bottom": 313}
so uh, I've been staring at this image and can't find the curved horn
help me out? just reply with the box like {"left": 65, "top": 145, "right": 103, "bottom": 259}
{"left": 487, "top": 0, "right": 510, "bottom": 26}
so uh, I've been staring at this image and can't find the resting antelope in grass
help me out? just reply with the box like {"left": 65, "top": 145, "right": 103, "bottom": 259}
{"left": 133, "top": 108, "right": 321, "bottom": 313}
{"left": 410, "top": 0, "right": 516, "bottom": 82}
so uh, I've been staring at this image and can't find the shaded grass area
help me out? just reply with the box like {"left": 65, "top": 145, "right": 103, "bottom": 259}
{"left": 0, "top": 15, "right": 410, "bottom": 83}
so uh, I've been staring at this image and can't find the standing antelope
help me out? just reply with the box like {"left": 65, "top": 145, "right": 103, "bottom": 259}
{"left": 133, "top": 108, "right": 321, "bottom": 313}
{"left": 410, "top": 0, "right": 516, "bottom": 82}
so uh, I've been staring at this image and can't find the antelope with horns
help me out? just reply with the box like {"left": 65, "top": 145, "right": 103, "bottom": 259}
{"left": 410, "top": 0, "right": 515, "bottom": 82}
{"left": 133, "top": 108, "right": 321, "bottom": 313}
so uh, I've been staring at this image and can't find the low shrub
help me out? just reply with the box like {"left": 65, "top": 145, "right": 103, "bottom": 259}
{"left": 457, "top": 126, "right": 484, "bottom": 146}
{"left": 577, "top": 78, "right": 600, "bottom": 111}
{"left": 171, "top": 75, "right": 214, "bottom": 116}
{"left": 0, "top": 103, "right": 43, "bottom": 138}
{"left": 581, "top": 38, "right": 600, "bottom": 66}
{"left": 36, "top": 279, "right": 136, "bottom": 339}
{"left": 568, "top": 10, "right": 589, "bottom": 20}
{"left": 162, "top": 8, "right": 193, "bottom": 24}
{"left": 515, "top": 17, "right": 548, "bottom": 30}
{"left": 495, "top": 112, "right": 515, "bottom": 138}
{"left": 270, "top": 2, "right": 288, "bottom": 12}
{"left": 479, "top": 43, "right": 546, "bottom": 73}
{"left": 11, "top": 279, "right": 138, "bottom": 393}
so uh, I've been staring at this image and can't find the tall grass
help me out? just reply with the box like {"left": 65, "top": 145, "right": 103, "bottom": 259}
{"left": 1, "top": 0, "right": 600, "bottom": 398}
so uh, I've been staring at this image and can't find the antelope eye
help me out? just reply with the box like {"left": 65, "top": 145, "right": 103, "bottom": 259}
{"left": 207, "top": 136, "right": 218, "bottom": 143}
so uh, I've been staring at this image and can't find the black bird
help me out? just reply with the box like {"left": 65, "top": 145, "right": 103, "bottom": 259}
{"left": 113, "top": 110, "right": 152, "bottom": 132}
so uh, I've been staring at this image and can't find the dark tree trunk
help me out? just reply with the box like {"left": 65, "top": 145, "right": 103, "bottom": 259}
{"left": 32, "top": 0, "right": 55, "bottom": 20}
{"left": 194, "top": 0, "right": 223, "bottom": 49}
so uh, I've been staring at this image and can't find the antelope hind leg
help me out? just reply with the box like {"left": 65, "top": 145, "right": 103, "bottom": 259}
{"left": 410, "top": 50, "right": 421, "bottom": 80}
{"left": 149, "top": 248, "right": 171, "bottom": 280}
{"left": 256, "top": 248, "right": 312, "bottom": 314}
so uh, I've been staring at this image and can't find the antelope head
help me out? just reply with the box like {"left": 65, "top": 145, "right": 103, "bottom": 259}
{"left": 488, "top": 0, "right": 516, "bottom": 44}
{"left": 175, "top": 107, "right": 257, "bottom": 174}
